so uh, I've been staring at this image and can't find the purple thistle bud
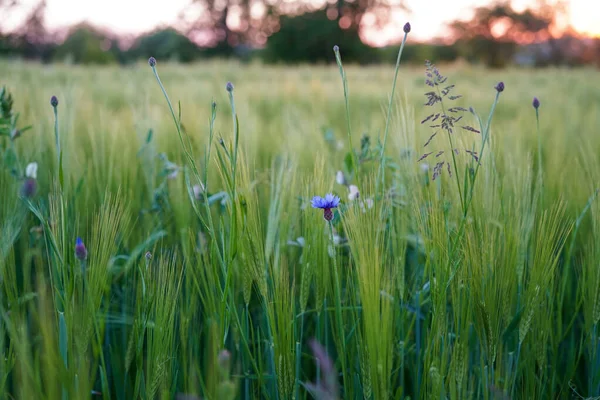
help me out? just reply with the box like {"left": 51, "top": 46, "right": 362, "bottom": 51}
{"left": 50, "top": 96, "right": 58, "bottom": 107}
{"left": 20, "top": 178, "right": 37, "bottom": 198}
{"left": 403, "top": 22, "right": 411, "bottom": 33}
{"left": 494, "top": 82, "right": 505, "bottom": 93}
{"left": 218, "top": 350, "right": 231, "bottom": 370}
{"left": 148, "top": 57, "right": 156, "bottom": 67}
{"left": 333, "top": 45, "right": 339, "bottom": 52}
{"left": 75, "top": 237, "right": 88, "bottom": 261}
{"left": 226, "top": 82, "right": 234, "bottom": 92}
{"left": 532, "top": 97, "right": 540, "bottom": 109}
{"left": 217, "top": 349, "right": 231, "bottom": 379}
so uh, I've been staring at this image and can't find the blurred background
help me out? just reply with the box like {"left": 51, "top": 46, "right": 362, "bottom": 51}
{"left": 1, "top": 0, "right": 599, "bottom": 67}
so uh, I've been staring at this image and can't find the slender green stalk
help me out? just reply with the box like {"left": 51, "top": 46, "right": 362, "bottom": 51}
{"left": 378, "top": 28, "right": 410, "bottom": 190}
{"left": 535, "top": 102, "right": 543, "bottom": 205}
{"left": 333, "top": 46, "right": 358, "bottom": 175}
{"left": 52, "top": 104, "right": 60, "bottom": 168}
{"left": 328, "top": 220, "right": 347, "bottom": 396}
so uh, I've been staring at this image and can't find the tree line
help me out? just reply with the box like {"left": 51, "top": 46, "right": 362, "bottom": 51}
{"left": 1, "top": 0, "right": 598, "bottom": 67}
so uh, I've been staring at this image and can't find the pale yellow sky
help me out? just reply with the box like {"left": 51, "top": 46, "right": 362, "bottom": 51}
{"left": 6, "top": 0, "right": 600, "bottom": 44}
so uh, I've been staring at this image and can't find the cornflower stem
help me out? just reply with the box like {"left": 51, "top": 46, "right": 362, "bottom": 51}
{"left": 333, "top": 48, "right": 358, "bottom": 175}
{"left": 463, "top": 91, "right": 501, "bottom": 218}
{"left": 536, "top": 107, "right": 543, "bottom": 205}
{"left": 328, "top": 220, "right": 347, "bottom": 395}
{"left": 378, "top": 31, "right": 409, "bottom": 191}
{"left": 444, "top": 90, "right": 502, "bottom": 286}
{"left": 53, "top": 104, "right": 60, "bottom": 168}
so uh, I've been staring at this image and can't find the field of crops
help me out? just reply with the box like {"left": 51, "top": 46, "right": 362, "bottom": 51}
{"left": 1, "top": 54, "right": 600, "bottom": 399}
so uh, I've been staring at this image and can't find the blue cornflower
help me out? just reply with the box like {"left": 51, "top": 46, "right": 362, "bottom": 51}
{"left": 311, "top": 194, "right": 340, "bottom": 221}
{"left": 75, "top": 237, "right": 88, "bottom": 261}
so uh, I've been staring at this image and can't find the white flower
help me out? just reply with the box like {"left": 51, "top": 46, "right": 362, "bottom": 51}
{"left": 420, "top": 163, "right": 430, "bottom": 173}
{"left": 348, "top": 185, "right": 359, "bottom": 201}
{"left": 296, "top": 237, "right": 306, "bottom": 247}
{"left": 335, "top": 171, "right": 346, "bottom": 185}
{"left": 333, "top": 234, "right": 341, "bottom": 246}
{"left": 25, "top": 162, "right": 38, "bottom": 179}
{"left": 193, "top": 183, "right": 205, "bottom": 200}
{"left": 359, "top": 198, "right": 374, "bottom": 212}
{"left": 167, "top": 168, "right": 179, "bottom": 180}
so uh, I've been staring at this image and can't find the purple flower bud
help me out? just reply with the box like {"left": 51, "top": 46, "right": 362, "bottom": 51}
{"left": 217, "top": 349, "right": 231, "bottom": 379}
{"left": 403, "top": 22, "right": 411, "bottom": 33}
{"left": 226, "top": 82, "right": 234, "bottom": 92}
{"left": 532, "top": 97, "right": 540, "bottom": 109}
{"left": 50, "top": 96, "right": 58, "bottom": 107}
{"left": 20, "top": 178, "right": 37, "bottom": 198}
{"left": 75, "top": 237, "right": 88, "bottom": 261}
{"left": 333, "top": 45, "right": 339, "bottom": 52}
{"left": 494, "top": 82, "right": 505, "bottom": 93}
{"left": 145, "top": 251, "right": 152, "bottom": 260}
{"left": 148, "top": 57, "right": 156, "bottom": 67}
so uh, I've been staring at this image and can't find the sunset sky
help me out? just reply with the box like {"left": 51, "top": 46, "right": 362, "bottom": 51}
{"left": 5, "top": 0, "right": 600, "bottom": 45}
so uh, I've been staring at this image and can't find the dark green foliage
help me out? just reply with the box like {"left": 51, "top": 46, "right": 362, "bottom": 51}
{"left": 128, "top": 28, "right": 203, "bottom": 63}
{"left": 53, "top": 24, "right": 119, "bottom": 65}
{"left": 264, "top": 11, "right": 379, "bottom": 64}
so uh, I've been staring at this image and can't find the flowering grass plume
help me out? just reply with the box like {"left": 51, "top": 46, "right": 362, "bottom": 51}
{"left": 311, "top": 193, "right": 340, "bottom": 221}
{"left": 419, "top": 60, "right": 480, "bottom": 180}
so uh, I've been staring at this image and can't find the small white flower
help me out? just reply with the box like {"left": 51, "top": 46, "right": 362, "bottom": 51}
{"left": 167, "top": 168, "right": 179, "bottom": 180}
{"left": 333, "top": 234, "right": 341, "bottom": 246}
{"left": 25, "top": 162, "right": 38, "bottom": 179}
{"left": 336, "top": 140, "right": 344, "bottom": 151}
{"left": 348, "top": 185, "right": 359, "bottom": 201}
{"left": 335, "top": 171, "right": 346, "bottom": 186}
{"left": 193, "top": 183, "right": 205, "bottom": 200}
{"left": 420, "top": 163, "right": 430, "bottom": 173}
{"left": 296, "top": 237, "right": 306, "bottom": 247}
{"left": 359, "top": 198, "right": 374, "bottom": 212}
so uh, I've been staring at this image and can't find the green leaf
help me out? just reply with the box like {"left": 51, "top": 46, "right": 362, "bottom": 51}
{"left": 208, "top": 191, "right": 228, "bottom": 206}
{"left": 146, "top": 129, "right": 153, "bottom": 143}
{"left": 4, "top": 147, "right": 16, "bottom": 170}
{"left": 58, "top": 311, "right": 68, "bottom": 368}
{"left": 344, "top": 151, "right": 354, "bottom": 175}
{"left": 502, "top": 306, "right": 525, "bottom": 343}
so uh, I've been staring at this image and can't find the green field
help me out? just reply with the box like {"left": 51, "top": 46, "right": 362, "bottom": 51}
{"left": 1, "top": 57, "right": 600, "bottom": 399}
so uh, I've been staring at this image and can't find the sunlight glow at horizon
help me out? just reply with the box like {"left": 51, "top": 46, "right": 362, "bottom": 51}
{"left": 7, "top": 0, "right": 600, "bottom": 45}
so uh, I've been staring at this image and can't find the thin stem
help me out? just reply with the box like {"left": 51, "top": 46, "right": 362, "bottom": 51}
{"left": 53, "top": 105, "right": 60, "bottom": 166}
{"left": 536, "top": 107, "right": 543, "bottom": 205}
{"left": 463, "top": 91, "right": 501, "bottom": 217}
{"left": 333, "top": 47, "right": 358, "bottom": 175}
{"left": 378, "top": 31, "right": 409, "bottom": 191}
{"left": 328, "top": 220, "right": 347, "bottom": 396}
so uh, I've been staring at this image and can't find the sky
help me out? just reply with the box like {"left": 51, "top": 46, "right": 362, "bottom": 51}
{"left": 5, "top": 0, "right": 600, "bottom": 45}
